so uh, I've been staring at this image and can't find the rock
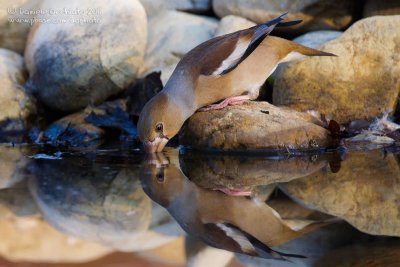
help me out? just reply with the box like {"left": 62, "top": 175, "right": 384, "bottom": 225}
{"left": 29, "top": 155, "right": 180, "bottom": 251}
{"left": 0, "top": 146, "right": 30, "bottom": 190}
{"left": 0, "top": 48, "right": 36, "bottom": 142}
{"left": 214, "top": 15, "right": 255, "bottom": 36}
{"left": 364, "top": 0, "right": 400, "bottom": 17}
{"left": 280, "top": 150, "right": 400, "bottom": 236}
{"left": 271, "top": 30, "right": 342, "bottom": 81}
{"left": 42, "top": 99, "right": 137, "bottom": 147}
{"left": 139, "top": 0, "right": 211, "bottom": 16}
{"left": 140, "top": 10, "right": 218, "bottom": 84}
{"left": 180, "top": 151, "right": 328, "bottom": 192}
{"left": 212, "top": 0, "right": 356, "bottom": 33}
{"left": 273, "top": 16, "right": 400, "bottom": 124}
{"left": 0, "top": 0, "right": 41, "bottom": 54}
{"left": 0, "top": 187, "right": 39, "bottom": 218}
{"left": 0, "top": 215, "right": 112, "bottom": 263}
{"left": 180, "top": 101, "right": 333, "bottom": 151}
{"left": 24, "top": 0, "right": 147, "bottom": 112}
{"left": 292, "top": 30, "right": 342, "bottom": 49}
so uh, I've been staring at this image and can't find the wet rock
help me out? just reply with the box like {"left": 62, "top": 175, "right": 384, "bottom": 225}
{"left": 0, "top": 146, "right": 30, "bottom": 190}
{"left": 0, "top": 215, "right": 112, "bottom": 262}
{"left": 363, "top": 0, "right": 400, "bottom": 17}
{"left": 180, "top": 101, "right": 333, "bottom": 151}
{"left": 0, "top": 0, "right": 41, "bottom": 54}
{"left": 24, "top": 0, "right": 147, "bottom": 112}
{"left": 140, "top": 10, "right": 218, "bottom": 84}
{"left": 0, "top": 49, "right": 36, "bottom": 142}
{"left": 214, "top": 15, "right": 255, "bottom": 37}
{"left": 212, "top": 0, "right": 356, "bottom": 33}
{"left": 29, "top": 155, "right": 180, "bottom": 251}
{"left": 42, "top": 100, "right": 137, "bottom": 147}
{"left": 180, "top": 151, "right": 328, "bottom": 193}
{"left": 139, "top": 0, "right": 211, "bottom": 16}
{"left": 273, "top": 16, "right": 400, "bottom": 124}
{"left": 126, "top": 72, "right": 163, "bottom": 117}
{"left": 280, "top": 150, "right": 400, "bottom": 236}
{"left": 0, "top": 187, "right": 39, "bottom": 218}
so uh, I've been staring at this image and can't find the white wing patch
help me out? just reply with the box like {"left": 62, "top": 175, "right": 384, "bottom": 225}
{"left": 212, "top": 40, "right": 250, "bottom": 76}
{"left": 217, "top": 223, "right": 253, "bottom": 252}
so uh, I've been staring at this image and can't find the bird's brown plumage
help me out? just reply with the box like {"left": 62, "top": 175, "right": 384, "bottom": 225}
{"left": 138, "top": 12, "right": 336, "bottom": 153}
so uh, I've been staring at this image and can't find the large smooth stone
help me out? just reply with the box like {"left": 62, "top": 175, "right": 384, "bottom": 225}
{"left": 0, "top": 0, "right": 41, "bottom": 54}
{"left": 212, "top": 0, "right": 356, "bottom": 33}
{"left": 0, "top": 146, "right": 30, "bottom": 190}
{"left": 273, "top": 16, "right": 400, "bottom": 124}
{"left": 0, "top": 48, "right": 36, "bottom": 142}
{"left": 29, "top": 156, "right": 182, "bottom": 251}
{"left": 140, "top": 10, "right": 217, "bottom": 84}
{"left": 214, "top": 15, "right": 255, "bottom": 36}
{"left": 180, "top": 101, "right": 332, "bottom": 150}
{"left": 24, "top": 0, "right": 147, "bottom": 112}
{"left": 280, "top": 150, "right": 400, "bottom": 236}
{"left": 0, "top": 215, "right": 112, "bottom": 262}
{"left": 139, "top": 0, "right": 211, "bottom": 16}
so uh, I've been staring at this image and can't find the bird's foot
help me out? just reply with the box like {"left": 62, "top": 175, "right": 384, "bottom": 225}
{"left": 217, "top": 188, "right": 252, "bottom": 197}
{"left": 199, "top": 95, "right": 251, "bottom": 112}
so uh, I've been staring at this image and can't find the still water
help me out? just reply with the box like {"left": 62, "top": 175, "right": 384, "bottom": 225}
{"left": 1, "top": 144, "right": 400, "bottom": 266}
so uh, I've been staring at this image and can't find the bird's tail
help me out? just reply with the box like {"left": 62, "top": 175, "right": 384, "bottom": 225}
{"left": 295, "top": 44, "right": 337, "bottom": 57}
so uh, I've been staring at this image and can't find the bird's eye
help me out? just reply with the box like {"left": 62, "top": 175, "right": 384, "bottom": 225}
{"left": 155, "top": 123, "right": 163, "bottom": 133}
{"left": 156, "top": 172, "right": 164, "bottom": 182}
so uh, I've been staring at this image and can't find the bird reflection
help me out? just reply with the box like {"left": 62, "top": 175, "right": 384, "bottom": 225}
{"left": 140, "top": 150, "right": 331, "bottom": 260}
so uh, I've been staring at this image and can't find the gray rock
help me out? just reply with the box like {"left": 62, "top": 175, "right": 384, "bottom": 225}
{"left": 292, "top": 31, "right": 342, "bottom": 49}
{"left": 212, "top": 0, "right": 356, "bottom": 33}
{"left": 0, "top": 146, "right": 30, "bottom": 190}
{"left": 24, "top": 0, "right": 147, "bottom": 112}
{"left": 0, "top": 0, "right": 42, "bottom": 54}
{"left": 140, "top": 10, "right": 218, "bottom": 84}
{"left": 139, "top": 0, "right": 211, "bottom": 16}
{"left": 0, "top": 48, "right": 36, "bottom": 142}
{"left": 214, "top": 15, "right": 255, "bottom": 37}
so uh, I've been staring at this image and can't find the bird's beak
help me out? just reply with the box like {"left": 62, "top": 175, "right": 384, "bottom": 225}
{"left": 143, "top": 137, "right": 169, "bottom": 153}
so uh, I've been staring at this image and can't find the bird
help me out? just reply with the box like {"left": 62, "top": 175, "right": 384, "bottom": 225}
{"left": 138, "top": 12, "right": 336, "bottom": 153}
{"left": 140, "top": 152, "right": 333, "bottom": 260}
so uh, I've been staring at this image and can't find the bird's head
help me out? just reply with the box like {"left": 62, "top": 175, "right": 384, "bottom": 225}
{"left": 138, "top": 92, "right": 183, "bottom": 153}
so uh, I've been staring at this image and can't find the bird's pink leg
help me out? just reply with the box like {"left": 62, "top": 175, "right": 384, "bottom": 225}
{"left": 199, "top": 95, "right": 251, "bottom": 112}
{"left": 216, "top": 188, "right": 252, "bottom": 197}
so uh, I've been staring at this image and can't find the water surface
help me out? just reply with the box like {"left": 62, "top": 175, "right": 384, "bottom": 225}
{"left": 1, "top": 144, "right": 399, "bottom": 266}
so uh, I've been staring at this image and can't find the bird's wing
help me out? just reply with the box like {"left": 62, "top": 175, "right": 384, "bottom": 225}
{"left": 215, "top": 222, "right": 306, "bottom": 260}
{"left": 203, "top": 12, "right": 301, "bottom": 76}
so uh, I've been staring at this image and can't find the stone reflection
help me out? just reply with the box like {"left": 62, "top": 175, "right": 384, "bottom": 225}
{"left": 281, "top": 149, "right": 400, "bottom": 236}
{"left": 28, "top": 154, "right": 181, "bottom": 251}
{"left": 140, "top": 150, "right": 333, "bottom": 260}
{"left": 179, "top": 151, "right": 330, "bottom": 196}
{"left": 0, "top": 145, "right": 31, "bottom": 189}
